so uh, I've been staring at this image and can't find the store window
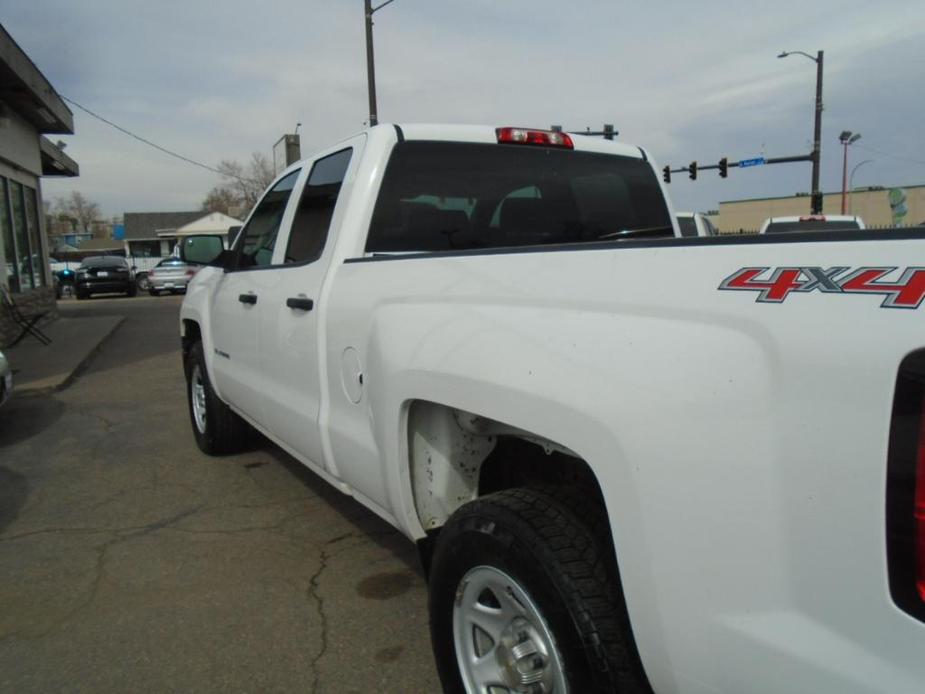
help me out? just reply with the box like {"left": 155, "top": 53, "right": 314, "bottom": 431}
{"left": 9, "top": 180, "right": 33, "bottom": 290}
{"left": 24, "top": 185, "right": 44, "bottom": 287}
{"left": 1, "top": 178, "right": 17, "bottom": 292}
{"left": 0, "top": 176, "right": 45, "bottom": 292}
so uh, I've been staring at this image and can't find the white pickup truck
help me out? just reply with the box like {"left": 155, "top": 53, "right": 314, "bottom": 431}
{"left": 178, "top": 124, "right": 925, "bottom": 694}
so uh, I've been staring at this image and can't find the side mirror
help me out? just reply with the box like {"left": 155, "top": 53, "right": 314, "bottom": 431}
{"left": 228, "top": 225, "right": 242, "bottom": 247}
{"left": 179, "top": 235, "right": 227, "bottom": 267}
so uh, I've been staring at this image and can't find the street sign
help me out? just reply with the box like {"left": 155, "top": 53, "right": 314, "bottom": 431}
{"left": 739, "top": 157, "right": 766, "bottom": 168}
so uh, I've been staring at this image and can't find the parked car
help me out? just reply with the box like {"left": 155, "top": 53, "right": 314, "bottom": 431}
{"left": 177, "top": 123, "right": 925, "bottom": 692}
{"left": 0, "top": 349, "right": 11, "bottom": 408}
{"left": 676, "top": 211, "right": 718, "bottom": 237}
{"left": 759, "top": 214, "right": 866, "bottom": 234}
{"left": 74, "top": 256, "right": 137, "bottom": 299}
{"left": 147, "top": 258, "right": 199, "bottom": 295}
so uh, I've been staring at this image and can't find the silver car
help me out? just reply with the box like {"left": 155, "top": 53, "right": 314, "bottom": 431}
{"left": 0, "top": 350, "right": 12, "bottom": 408}
{"left": 147, "top": 258, "right": 199, "bottom": 295}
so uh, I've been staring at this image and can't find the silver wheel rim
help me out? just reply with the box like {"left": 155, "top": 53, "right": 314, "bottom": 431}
{"left": 190, "top": 364, "right": 207, "bottom": 434}
{"left": 453, "top": 565, "right": 567, "bottom": 694}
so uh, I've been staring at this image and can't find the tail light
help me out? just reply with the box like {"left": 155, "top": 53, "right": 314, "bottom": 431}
{"left": 886, "top": 349, "right": 925, "bottom": 620}
{"left": 496, "top": 127, "right": 573, "bottom": 149}
{"left": 186, "top": 269, "right": 197, "bottom": 277}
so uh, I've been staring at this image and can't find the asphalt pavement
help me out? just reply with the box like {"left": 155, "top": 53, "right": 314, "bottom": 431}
{"left": 0, "top": 295, "right": 440, "bottom": 693}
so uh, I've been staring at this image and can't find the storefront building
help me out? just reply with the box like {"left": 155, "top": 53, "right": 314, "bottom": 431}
{"left": 0, "top": 24, "right": 79, "bottom": 345}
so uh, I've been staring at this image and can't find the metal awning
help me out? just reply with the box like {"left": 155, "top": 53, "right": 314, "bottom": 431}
{"left": 40, "top": 137, "right": 78, "bottom": 176}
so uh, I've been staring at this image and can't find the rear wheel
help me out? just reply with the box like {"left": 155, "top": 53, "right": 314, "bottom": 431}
{"left": 184, "top": 341, "right": 249, "bottom": 455}
{"left": 136, "top": 274, "right": 151, "bottom": 291}
{"left": 428, "top": 487, "right": 651, "bottom": 694}
{"left": 76, "top": 290, "right": 88, "bottom": 300}
{"left": 148, "top": 288, "right": 159, "bottom": 297}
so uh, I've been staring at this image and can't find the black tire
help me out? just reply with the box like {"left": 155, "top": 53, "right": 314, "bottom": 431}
{"left": 184, "top": 341, "right": 248, "bottom": 455}
{"left": 127, "top": 283, "right": 137, "bottom": 297}
{"left": 429, "top": 487, "right": 652, "bottom": 694}
{"left": 76, "top": 290, "right": 88, "bottom": 300}
{"left": 148, "top": 288, "right": 158, "bottom": 297}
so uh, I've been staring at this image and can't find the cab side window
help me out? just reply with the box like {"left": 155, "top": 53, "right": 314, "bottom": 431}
{"left": 284, "top": 149, "right": 352, "bottom": 264}
{"left": 236, "top": 169, "right": 301, "bottom": 268}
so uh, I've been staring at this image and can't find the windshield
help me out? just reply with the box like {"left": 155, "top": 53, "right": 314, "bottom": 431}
{"left": 366, "top": 142, "right": 673, "bottom": 253}
{"left": 765, "top": 219, "right": 862, "bottom": 233}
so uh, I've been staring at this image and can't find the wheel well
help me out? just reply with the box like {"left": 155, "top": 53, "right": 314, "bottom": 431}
{"left": 181, "top": 319, "right": 201, "bottom": 360}
{"left": 408, "top": 400, "right": 607, "bottom": 530}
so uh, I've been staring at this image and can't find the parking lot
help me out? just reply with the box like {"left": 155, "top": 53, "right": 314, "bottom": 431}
{"left": 0, "top": 296, "right": 440, "bottom": 693}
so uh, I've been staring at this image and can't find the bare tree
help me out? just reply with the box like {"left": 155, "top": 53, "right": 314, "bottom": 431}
{"left": 54, "top": 191, "right": 101, "bottom": 234}
{"left": 203, "top": 152, "right": 275, "bottom": 218}
{"left": 202, "top": 187, "right": 238, "bottom": 216}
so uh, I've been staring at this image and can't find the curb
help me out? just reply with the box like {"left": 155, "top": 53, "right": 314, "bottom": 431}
{"left": 56, "top": 316, "right": 126, "bottom": 392}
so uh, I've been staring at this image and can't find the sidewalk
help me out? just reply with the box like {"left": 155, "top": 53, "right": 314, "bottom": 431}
{"left": 4, "top": 316, "right": 124, "bottom": 393}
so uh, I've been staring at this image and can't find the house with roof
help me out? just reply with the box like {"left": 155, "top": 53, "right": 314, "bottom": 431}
{"left": 0, "top": 23, "right": 79, "bottom": 345}
{"left": 123, "top": 210, "right": 241, "bottom": 260}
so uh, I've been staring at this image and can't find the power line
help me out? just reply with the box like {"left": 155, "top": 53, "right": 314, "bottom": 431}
{"left": 60, "top": 95, "right": 256, "bottom": 183}
{"left": 854, "top": 143, "right": 925, "bottom": 166}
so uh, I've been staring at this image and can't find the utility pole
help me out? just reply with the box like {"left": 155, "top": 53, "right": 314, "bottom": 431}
{"left": 779, "top": 49, "right": 825, "bottom": 214}
{"left": 811, "top": 50, "right": 824, "bottom": 215}
{"left": 364, "top": 0, "right": 377, "bottom": 126}
{"left": 364, "top": 0, "right": 396, "bottom": 127}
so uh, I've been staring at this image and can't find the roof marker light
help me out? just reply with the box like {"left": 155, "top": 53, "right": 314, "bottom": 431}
{"left": 496, "top": 127, "right": 573, "bottom": 149}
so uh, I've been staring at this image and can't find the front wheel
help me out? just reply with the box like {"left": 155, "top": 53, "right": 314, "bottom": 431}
{"left": 136, "top": 274, "right": 151, "bottom": 291}
{"left": 184, "top": 341, "right": 249, "bottom": 455}
{"left": 428, "top": 488, "right": 651, "bottom": 694}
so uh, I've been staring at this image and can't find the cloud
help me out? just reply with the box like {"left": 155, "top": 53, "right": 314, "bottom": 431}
{"left": 6, "top": 0, "right": 924, "bottom": 216}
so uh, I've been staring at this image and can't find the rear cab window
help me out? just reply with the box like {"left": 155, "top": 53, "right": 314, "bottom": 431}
{"left": 365, "top": 141, "right": 672, "bottom": 254}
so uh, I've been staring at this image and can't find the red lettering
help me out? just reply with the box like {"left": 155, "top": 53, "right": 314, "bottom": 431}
{"left": 723, "top": 268, "right": 805, "bottom": 302}
{"left": 841, "top": 268, "right": 925, "bottom": 308}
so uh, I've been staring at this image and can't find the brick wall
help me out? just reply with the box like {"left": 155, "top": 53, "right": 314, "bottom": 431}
{"left": 1, "top": 287, "right": 57, "bottom": 347}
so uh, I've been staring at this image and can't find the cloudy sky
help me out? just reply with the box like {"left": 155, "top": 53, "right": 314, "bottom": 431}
{"left": 6, "top": 0, "right": 925, "bottom": 218}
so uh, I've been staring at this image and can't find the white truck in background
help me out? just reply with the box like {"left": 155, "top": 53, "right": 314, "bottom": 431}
{"left": 178, "top": 124, "right": 925, "bottom": 694}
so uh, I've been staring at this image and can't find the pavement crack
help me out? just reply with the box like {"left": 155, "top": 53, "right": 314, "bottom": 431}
{"left": 306, "top": 532, "right": 355, "bottom": 691}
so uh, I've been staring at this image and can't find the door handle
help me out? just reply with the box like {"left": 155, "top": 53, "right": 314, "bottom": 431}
{"left": 238, "top": 293, "right": 257, "bottom": 305}
{"left": 286, "top": 297, "right": 314, "bottom": 311}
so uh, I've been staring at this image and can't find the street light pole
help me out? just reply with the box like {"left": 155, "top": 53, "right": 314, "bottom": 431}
{"left": 364, "top": 0, "right": 396, "bottom": 127}
{"left": 838, "top": 131, "right": 861, "bottom": 214}
{"left": 848, "top": 159, "right": 874, "bottom": 214}
{"left": 779, "top": 49, "right": 824, "bottom": 214}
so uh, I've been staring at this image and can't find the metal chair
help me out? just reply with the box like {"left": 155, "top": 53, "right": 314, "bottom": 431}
{"left": 1, "top": 284, "right": 51, "bottom": 347}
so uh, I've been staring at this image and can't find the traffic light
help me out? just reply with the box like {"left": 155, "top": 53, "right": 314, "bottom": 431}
{"left": 719, "top": 157, "right": 728, "bottom": 178}
{"left": 689, "top": 161, "right": 697, "bottom": 180}
{"left": 662, "top": 166, "right": 671, "bottom": 183}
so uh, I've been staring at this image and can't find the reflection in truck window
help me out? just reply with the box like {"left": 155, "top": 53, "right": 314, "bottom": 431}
{"left": 285, "top": 148, "right": 353, "bottom": 264}
{"left": 238, "top": 169, "right": 301, "bottom": 267}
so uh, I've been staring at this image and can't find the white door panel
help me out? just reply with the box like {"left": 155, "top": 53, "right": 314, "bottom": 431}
{"left": 258, "top": 144, "right": 360, "bottom": 475}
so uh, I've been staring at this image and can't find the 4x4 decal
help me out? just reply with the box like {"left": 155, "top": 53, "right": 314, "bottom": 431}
{"left": 719, "top": 266, "right": 925, "bottom": 309}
